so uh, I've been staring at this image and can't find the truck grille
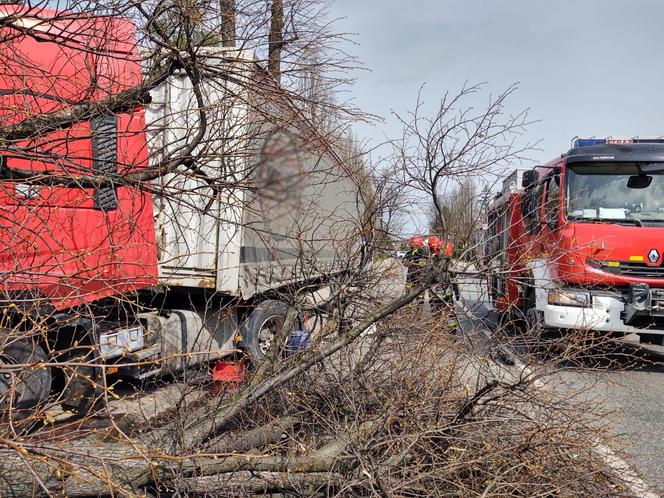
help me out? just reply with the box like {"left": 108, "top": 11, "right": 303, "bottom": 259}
{"left": 618, "top": 262, "right": 664, "bottom": 278}
{"left": 590, "top": 260, "right": 664, "bottom": 278}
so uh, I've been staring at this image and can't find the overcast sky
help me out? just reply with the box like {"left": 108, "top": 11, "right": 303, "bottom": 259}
{"left": 327, "top": 0, "right": 664, "bottom": 165}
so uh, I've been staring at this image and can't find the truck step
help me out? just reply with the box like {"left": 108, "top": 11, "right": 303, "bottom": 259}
{"left": 137, "top": 368, "right": 163, "bottom": 380}
{"left": 129, "top": 344, "right": 161, "bottom": 361}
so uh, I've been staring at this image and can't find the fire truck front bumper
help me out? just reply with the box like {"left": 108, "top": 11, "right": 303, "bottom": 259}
{"left": 541, "top": 284, "right": 664, "bottom": 335}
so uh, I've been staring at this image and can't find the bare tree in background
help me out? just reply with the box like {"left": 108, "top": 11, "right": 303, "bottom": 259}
{"left": 430, "top": 177, "right": 479, "bottom": 254}
{"left": 392, "top": 83, "right": 531, "bottom": 242}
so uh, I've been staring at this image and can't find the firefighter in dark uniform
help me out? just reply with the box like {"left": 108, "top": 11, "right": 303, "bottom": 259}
{"left": 427, "top": 235, "right": 457, "bottom": 311}
{"left": 404, "top": 235, "right": 429, "bottom": 289}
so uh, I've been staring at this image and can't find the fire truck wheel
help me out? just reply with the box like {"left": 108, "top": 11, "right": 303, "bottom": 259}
{"left": 240, "top": 300, "right": 300, "bottom": 362}
{"left": 0, "top": 333, "right": 52, "bottom": 428}
{"left": 524, "top": 292, "right": 543, "bottom": 333}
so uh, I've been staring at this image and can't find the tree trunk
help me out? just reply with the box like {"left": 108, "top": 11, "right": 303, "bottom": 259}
{"left": 206, "top": 416, "right": 299, "bottom": 453}
{"left": 220, "top": 0, "right": 236, "bottom": 47}
{"left": 181, "top": 471, "right": 342, "bottom": 495}
{"left": 0, "top": 416, "right": 379, "bottom": 496}
{"left": 268, "top": 0, "right": 284, "bottom": 83}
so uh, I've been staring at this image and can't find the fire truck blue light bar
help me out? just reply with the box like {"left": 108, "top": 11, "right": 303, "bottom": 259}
{"left": 573, "top": 137, "right": 664, "bottom": 148}
{"left": 574, "top": 138, "right": 607, "bottom": 147}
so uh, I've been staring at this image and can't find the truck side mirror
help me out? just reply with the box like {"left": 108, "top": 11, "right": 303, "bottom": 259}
{"left": 522, "top": 169, "right": 538, "bottom": 189}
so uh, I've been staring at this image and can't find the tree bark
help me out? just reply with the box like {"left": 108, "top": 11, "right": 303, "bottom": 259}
{"left": 206, "top": 416, "right": 299, "bottom": 453}
{"left": 181, "top": 471, "right": 342, "bottom": 494}
{"left": 220, "top": 0, "right": 236, "bottom": 47}
{"left": 0, "top": 416, "right": 380, "bottom": 496}
{"left": 268, "top": 0, "right": 284, "bottom": 83}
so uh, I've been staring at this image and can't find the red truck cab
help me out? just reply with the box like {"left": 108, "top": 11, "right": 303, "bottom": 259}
{"left": 487, "top": 138, "right": 664, "bottom": 341}
{"left": 0, "top": 6, "right": 158, "bottom": 311}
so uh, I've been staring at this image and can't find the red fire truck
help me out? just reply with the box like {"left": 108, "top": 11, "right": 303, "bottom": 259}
{"left": 0, "top": 6, "right": 363, "bottom": 422}
{"left": 485, "top": 137, "right": 664, "bottom": 343}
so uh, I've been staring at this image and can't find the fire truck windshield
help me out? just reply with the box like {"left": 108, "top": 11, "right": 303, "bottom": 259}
{"left": 566, "top": 163, "right": 664, "bottom": 223}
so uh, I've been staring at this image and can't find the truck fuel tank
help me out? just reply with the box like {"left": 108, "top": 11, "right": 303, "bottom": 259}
{"left": 136, "top": 309, "right": 237, "bottom": 375}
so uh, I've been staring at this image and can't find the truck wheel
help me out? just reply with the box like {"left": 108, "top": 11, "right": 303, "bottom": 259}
{"left": 240, "top": 300, "right": 300, "bottom": 362}
{"left": 56, "top": 344, "right": 100, "bottom": 415}
{"left": 48, "top": 323, "right": 101, "bottom": 416}
{"left": 0, "top": 333, "right": 52, "bottom": 429}
{"left": 524, "top": 292, "right": 542, "bottom": 333}
{"left": 524, "top": 292, "right": 564, "bottom": 360}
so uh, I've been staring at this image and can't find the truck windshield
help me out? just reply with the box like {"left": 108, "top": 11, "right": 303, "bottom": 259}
{"left": 566, "top": 162, "right": 664, "bottom": 223}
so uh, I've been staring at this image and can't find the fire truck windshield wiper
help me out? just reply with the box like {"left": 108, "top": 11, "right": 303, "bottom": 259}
{"left": 569, "top": 217, "right": 644, "bottom": 227}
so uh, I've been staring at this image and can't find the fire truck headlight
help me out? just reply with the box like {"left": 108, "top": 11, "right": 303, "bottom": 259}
{"left": 548, "top": 289, "right": 591, "bottom": 308}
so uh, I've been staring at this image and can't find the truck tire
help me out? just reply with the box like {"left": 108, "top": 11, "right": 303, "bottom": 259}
{"left": 48, "top": 322, "right": 101, "bottom": 416}
{"left": 57, "top": 344, "right": 100, "bottom": 415}
{"left": 240, "top": 300, "right": 300, "bottom": 362}
{"left": 0, "top": 333, "right": 52, "bottom": 428}
{"left": 524, "top": 291, "right": 563, "bottom": 358}
{"left": 524, "top": 291, "right": 542, "bottom": 333}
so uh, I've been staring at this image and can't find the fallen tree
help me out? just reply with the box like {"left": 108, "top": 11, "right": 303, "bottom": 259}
{"left": 0, "top": 287, "right": 629, "bottom": 496}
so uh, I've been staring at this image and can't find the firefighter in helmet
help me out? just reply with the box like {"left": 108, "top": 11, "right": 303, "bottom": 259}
{"left": 427, "top": 235, "right": 454, "bottom": 259}
{"left": 427, "top": 235, "right": 443, "bottom": 258}
{"left": 427, "top": 235, "right": 457, "bottom": 309}
{"left": 428, "top": 235, "right": 453, "bottom": 259}
{"left": 404, "top": 235, "right": 429, "bottom": 288}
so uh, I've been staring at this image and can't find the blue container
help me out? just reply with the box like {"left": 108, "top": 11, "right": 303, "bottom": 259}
{"left": 287, "top": 330, "right": 311, "bottom": 355}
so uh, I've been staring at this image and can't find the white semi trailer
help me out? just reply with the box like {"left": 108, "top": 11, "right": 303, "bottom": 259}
{"left": 124, "top": 47, "right": 366, "bottom": 377}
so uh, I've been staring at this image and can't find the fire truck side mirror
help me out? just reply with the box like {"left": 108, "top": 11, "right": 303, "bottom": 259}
{"left": 522, "top": 169, "right": 538, "bottom": 189}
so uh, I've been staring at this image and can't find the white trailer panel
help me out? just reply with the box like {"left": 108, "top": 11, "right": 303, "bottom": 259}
{"left": 146, "top": 49, "right": 252, "bottom": 292}
{"left": 146, "top": 48, "right": 364, "bottom": 298}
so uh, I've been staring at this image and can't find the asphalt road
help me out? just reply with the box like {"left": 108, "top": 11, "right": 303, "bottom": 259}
{"left": 455, "top": 275, "right": 664, "bottom": 495}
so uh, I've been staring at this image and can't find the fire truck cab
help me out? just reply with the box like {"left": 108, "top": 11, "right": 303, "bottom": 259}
{"left": 486, "top": 138, "right": 664, "bottom": 342}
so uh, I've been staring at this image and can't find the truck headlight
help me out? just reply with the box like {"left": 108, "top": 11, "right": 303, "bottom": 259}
{"left": 548, "top": 289, "right": 591, "bottom": 308}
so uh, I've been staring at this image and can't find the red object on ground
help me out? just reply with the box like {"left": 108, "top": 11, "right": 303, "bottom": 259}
{"left": 212, "top": 361, "right": 247, "bottom": 384}
{"left": 408, "top": 235, "right": 424, "bottom": 248}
